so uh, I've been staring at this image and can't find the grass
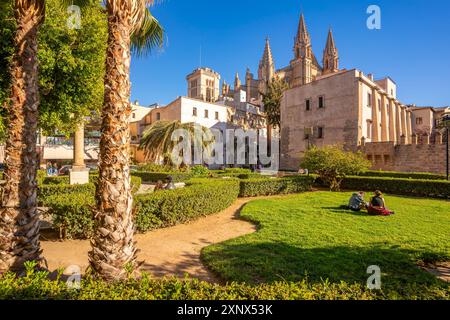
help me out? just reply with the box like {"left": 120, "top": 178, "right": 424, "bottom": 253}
{"left": 202, "top": 191, "right": 450, "bottom": 295}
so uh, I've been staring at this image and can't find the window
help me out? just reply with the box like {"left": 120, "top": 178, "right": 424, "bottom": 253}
{"left": 416, "top": 117, "right": 423, "bottom": 125}
{"left": 378, "top": 99, "right": 381, "bottom": 112}
{"left": 305, "top": 99, "right": 311, "bottom": 111}
{"left": 215, "top": 111, "right": 219, "bottom": 120}
{"left": 367, "top": 93, "right": 372, "bottom": 107}
{"left": 191, "top": 80, "right": 197, "bottom": 88}
{"left": 366, "top": 120, "right": 372, "bottom": 138}
{"left": 156, "top": 112, "right": 161, "bottom": 121}
{"left": 318, "top": 96, "right": 324, "bottom": 109}
{"left": 193, "top": 107, "right": 197, "bottom": 116}
{"left": 317, "top": 127, "right": 324, "bottom": 139}
{"left": 204, "top": 109, "right": 209, "bottom": 118}
{"left": 132, "top": 113, "right": 135, "bottom": 119}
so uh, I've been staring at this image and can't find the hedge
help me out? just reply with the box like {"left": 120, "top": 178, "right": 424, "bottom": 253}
{"left": 0, "top": 264, "right": 447, "bottom": 300}
{"left": 131, "top": 171, "right": 194, "bottom": 183}
{"left": 341, "top": 176, "right": 450, "bottom": 198}
{"left": 359, "top": 170, "right": 446, "bottom": 181}
{"left": 134, "top": 178, "right": 240, "bottom": 232}
{"left": 239, "top": 176, "right": 316, "bottom": 197}
{"left": 42, "top": 193, "right": 96, "bottom": 239}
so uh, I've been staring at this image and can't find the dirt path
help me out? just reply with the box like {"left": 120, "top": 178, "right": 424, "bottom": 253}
{"left": 41, "top": 197, "right": 265, "bottom": 282}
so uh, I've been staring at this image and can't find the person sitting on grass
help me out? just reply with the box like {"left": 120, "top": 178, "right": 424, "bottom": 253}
{"left": 347, "top": 191, "right": 368, "bottom": 212}
{"left": 367, "top": 190, "right": 395, "bottom": 216}
{"left": 164, "top": 175, "right": 176, "bottom": 190}
{"left": 154, "top": 180, "right": 164, "bottom": 191}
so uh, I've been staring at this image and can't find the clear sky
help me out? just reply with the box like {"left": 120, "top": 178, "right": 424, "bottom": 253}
{"left": 130, "top": 0, "right": 450, "bottom": 107}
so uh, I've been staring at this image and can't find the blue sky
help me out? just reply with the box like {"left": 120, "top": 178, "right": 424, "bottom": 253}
{"left": 130, "top": 0, "right": 450, "bottom": 107}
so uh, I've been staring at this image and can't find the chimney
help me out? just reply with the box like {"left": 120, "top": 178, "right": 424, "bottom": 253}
{"left": 367, "top": 74, "right": 374, "bottom": 81}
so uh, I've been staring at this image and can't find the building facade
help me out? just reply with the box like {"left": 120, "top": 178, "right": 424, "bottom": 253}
{"left": 277, "top": 13, "right": 448, "bottom": 174}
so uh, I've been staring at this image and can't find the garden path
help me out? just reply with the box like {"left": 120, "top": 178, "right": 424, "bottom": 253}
{"left": 41, "top": 197, "right": 274, "bottom": 283}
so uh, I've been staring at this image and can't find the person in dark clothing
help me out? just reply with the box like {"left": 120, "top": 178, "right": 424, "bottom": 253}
{"left": 368, "top": 190, "right": 395, "bottom": 216}
{"left": 164, "top": 176, "right": 176, "bottom": 190}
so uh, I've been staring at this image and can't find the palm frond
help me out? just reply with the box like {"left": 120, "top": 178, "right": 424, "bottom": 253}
{"left": 131, "top": 7, "right": 164, "bottom": 57}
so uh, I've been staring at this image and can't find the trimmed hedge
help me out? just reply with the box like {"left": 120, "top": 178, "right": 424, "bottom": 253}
{"left": 0, "top": 264, "right": 447, "bottom": 300}
{"left": 359, "top": 170, "right": 446, "bottom": 181}
{"left": 132, "top": 171, "right": 194, "bottom": 183}
{"left": 39, "top": 183, "right": 96, "bottom": 201}
{"left": 341, "top": 176, "right": 450, "bottom": 198}
{"left": 42, "top": 193, "right": 96, "bottom": 239}
{"left": 239, "top": 176, "right": 316, "bottom": 197}
{"left": 134, "top": 178, "right": 240, "bottom": 232}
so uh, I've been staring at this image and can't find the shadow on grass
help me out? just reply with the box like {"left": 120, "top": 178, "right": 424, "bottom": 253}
{"left": 321, "top": 205, "right": 369, "bottom": 216}
{"left": 202, "top": 242, "right": 448, "bottom": 289}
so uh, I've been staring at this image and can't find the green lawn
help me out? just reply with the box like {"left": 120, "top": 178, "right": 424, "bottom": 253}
{"left": 202, "top": 192, "right": 450, "bottom": 293}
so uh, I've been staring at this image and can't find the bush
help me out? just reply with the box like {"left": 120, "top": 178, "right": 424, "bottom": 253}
{"left": 341, "top": 176, "right": 450, "bottom": 199}
{"left": 39, "top": 183, "right": 96, "bottom": 202}
{"left": 134, "top": 178, "right": 240, "bottom": 232}
{"left": 239, "top": 176, "right": 316, "bottom": 197}
{"left": 131, "top": 171, "right": 193, "bottom": 183}
{"left": 42, "top": 193, "right": 95, "bottom": 239}
{"left": 223, "top": 168, "right": 252, "bottom": 174}
{"left": 0, "top": 264, "right": 447, "bottom": 300}
{"left": 300, "top": 145, "right": 371, "bottom": 191}
{"left": 358, "top": 170, "right": 446, "bottom": 181}
{"left": 136, "top": 163, "right": 176, "bottom": 173}
{"left": 190, "top": 165, "right": 209, "bottom": 176}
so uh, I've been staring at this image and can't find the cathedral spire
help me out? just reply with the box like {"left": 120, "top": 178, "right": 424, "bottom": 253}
{"left": 234, "top": 72, "right": 241, "bottom": 91}
{"left": 258, "top": 37, "right": 275, "bottom": 83}
{"left": 294, "top": 13, "right": 311, "bottom": 59}
{"left": 322, "top": 28, "right": 339, "bottom": 74}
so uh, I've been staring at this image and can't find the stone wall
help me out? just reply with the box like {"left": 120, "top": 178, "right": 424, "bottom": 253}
{"left": 362, "top": 134, "right": 448, "bottom": 174}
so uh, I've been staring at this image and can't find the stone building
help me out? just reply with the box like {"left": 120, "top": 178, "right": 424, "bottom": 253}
{"left": 277, "top": 13, "right": 448, "bottom": 174}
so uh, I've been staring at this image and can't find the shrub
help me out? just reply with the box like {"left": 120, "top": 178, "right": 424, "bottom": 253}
{"left": 223, "top": 168, "right": 252, "bottom": 174}
{"left": 134, "top": 178, "right": 240, "bottom": 232}
{"left": 239, "top": 176, "right": 316, "bottom": 197}
{"left": 190, "top": 165, "right": 209, "bottom": 176}
{"left": 136, "top": 163, "right": 175, "bottom": 173}
{"left": 0, "top": 264, "right": 447, "bottom": 300}
{"left": 341, "top": 176, "right": 450, "bottom": 199}
{"left": 358, "top": 170, "right": 446, "bottom": 181}
{"left": 300, "top": 145, "right": 370, "bottom": 191}
{"left": 131, "top": 171, "right": 193, "bottom": 183}
{"left": 42, "top": 193, "right": 96, "bottom": 239}
{"left": 39, "top": 183, "right": 96, "bottom": 202}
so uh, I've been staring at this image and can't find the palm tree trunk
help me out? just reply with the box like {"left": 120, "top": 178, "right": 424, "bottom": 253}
{"left": 88, "top": 2, "right": 138, "bottom": 280}
{"left": 0, "top": 1, "right": 44, "bottom": 272}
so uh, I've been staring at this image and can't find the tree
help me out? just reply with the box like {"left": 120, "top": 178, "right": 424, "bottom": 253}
{"left": 89, "top": 0, "right": 164, "bottom": 280}
{"left": 139, "top": 120, "right": 213, "bottom": 168}
{"left": 261, "top": 77, "right": 289, "bottom": 129}
{"left": 0, "top": 0, "right": 45, "bottom": 272}
{"left": 300, "top": 145, "right": 370, "bottom": 191}
{"left": 38, "top": 0, "right": 107, "bottom": 136}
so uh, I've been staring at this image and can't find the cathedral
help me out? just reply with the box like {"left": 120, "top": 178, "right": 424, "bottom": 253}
{"left": 221, "top": 13, "right": 340, "bottom": 105}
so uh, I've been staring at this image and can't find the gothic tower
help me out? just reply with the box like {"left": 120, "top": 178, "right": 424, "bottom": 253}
{"left": 322, "top": 28, "right": 339, "bottom": 75}
{"left": 290, "top": 13, "right": 321, "bottom": 87}
{"left": 234, "top": 72, "right": 241, "bottom": 91}
{"left": 258, "top": 37, "right": 275, "bottom": 84}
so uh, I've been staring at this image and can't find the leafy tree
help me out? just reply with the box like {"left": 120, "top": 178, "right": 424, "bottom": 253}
{"left": 300, "top": 145, "right": 371, "bottom": 191}
{"left": 140, "top": 120, "right": 213, "bottom": 168}
{"left": 38, "top": 0, "right": 108, "bottom": 135}
{"left": 261, "top": 77, "right": 289, "bottom": 129}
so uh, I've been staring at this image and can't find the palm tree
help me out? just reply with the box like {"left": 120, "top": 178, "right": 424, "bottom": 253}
{"left": 88, "top": 0, "right": 164, "bottom": 280}
{"left": 0, "top": 0, "right": 45, "bottom": 273}
{"left": 140, "top": 120, "right": 213, "bottom": 168}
